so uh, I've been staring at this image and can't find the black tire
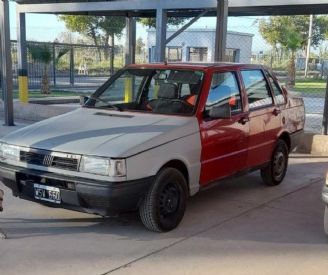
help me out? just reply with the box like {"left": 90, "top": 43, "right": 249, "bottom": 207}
{"left": 261, "top": 139, "right": 289, "bottom": 186}
{"left": 139, "top": 167, "right": 188, "bottom": 232}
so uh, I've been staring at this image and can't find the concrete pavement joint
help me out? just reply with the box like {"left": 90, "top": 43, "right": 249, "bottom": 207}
{"left": 101, "top": 177, "right": 325, "bottom": 275}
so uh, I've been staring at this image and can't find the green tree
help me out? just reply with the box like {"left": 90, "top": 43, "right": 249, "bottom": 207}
{"left": 28, "top": 43, "right": 52, "bottom": 94}
{"left": 138, "top": 17, "right": 187, "bottom": 28}
{"left": 136, "top": 37, "right": 145, "bottom": 55}
{"left": 259, "top": 16, "right": 328, "bottom": 86}
{"left": 58, "top": 15, "right": 125, "bottom": 64}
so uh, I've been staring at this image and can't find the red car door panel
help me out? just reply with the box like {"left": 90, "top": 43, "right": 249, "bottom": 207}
{"left": 200, "top": 113, "right": 249, "bottom": 184}
{"left": 199, "top": 70, "right": 249, "bottom": 185}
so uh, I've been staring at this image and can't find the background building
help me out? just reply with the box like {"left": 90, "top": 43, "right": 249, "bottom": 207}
{"left": 147, "top": 28, "right": 253, "bottom": 63}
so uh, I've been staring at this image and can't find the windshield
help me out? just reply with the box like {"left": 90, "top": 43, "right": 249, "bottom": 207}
{"left": 85, "top": 68, "right": 204, "bottom": 115}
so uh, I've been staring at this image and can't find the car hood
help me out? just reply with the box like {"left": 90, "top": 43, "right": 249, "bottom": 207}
{"left": 2, "top": 108, "right": 199, "bottom": 158}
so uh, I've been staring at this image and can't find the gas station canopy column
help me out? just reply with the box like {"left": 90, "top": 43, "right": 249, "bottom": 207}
{"left": 0, "top": 0, "right": 14, "bottom": 126}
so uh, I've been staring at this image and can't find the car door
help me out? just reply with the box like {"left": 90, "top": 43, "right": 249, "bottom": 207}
{"left": 263, "top": 71, "right": 286, "bottom": 152}
{"left": 240, "top": 69, "right": 276, "bottom": 168}
{"left": 199, "top": 70, "right": 249, "bottom": 185}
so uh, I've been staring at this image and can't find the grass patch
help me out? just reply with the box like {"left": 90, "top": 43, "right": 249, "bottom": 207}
{"left": 294, "top": 79, "right": 327, "bottom": 94}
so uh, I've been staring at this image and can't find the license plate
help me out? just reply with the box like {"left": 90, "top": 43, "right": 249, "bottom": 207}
{"left": 34, "top": 184, "right": 61, "bottom": 204}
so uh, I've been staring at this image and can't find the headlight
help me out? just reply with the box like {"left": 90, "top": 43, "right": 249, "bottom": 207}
{"left": 0, "top": 143, "right": 20, "bottom": 161}
{"left": 80, "top": 156, "right": 126, "bottom": 177}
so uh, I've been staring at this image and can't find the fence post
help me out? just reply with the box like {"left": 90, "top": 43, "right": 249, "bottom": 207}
{"left": 70, "top": 45, "right": 74, "bottom": 86}
{"left": 322, "top": 76, "right": 328, "bottom": 135}
{"left": 52, "top": 42, "right": 56, "bottom": 87}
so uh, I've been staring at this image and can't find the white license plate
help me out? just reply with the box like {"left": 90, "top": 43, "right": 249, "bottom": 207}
{"left": 34, "top": 184, "right": 61, "bottom": 204}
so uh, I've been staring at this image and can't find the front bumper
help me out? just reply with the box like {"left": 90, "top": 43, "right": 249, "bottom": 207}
{"left": 0, "top": 162, "right": 154, "bottom": 216}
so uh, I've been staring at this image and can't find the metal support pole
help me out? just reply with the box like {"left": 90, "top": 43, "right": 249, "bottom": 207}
{"left": 214, "top": 0, "right": 228, "bottom": 62}
{"left": 70, "top": 46, "right": 74, "bottom": 86}
{"left": 52, "top": 43, "right": 56, "bottom": 86}
{"left": 0, "top": 0, "right": 14, "bottom": 126}
{"left": 305, "top": 14, "right": 314, "bottom": 78}
{"left": 322, "top": 76, "right": 328, "bottom": 135}
{"left": 17, "top": 12, "right": 28, "bottom": 103}
{"left": 125, "top": 16, "right": 136, "bottom": 65}
{"left": 155, "top": 8, "right": 167, "bottom": 62}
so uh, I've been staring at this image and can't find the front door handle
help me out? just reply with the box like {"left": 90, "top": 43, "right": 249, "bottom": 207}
{"left": 238, "top": 116, "right": 249, "bottom": 125}
{"left": 273, "top": 108, "right": 281, "bottom": 116}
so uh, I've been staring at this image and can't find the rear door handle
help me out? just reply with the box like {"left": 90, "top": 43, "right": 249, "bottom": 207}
{"left": 238, "top": 117, "right": 249, "bottom": 125}
{"left": 273, "top": 108, "right": 281, "bottom": 116}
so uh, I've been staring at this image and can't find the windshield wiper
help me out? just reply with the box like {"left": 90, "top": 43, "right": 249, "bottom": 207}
{"left": 89, "top": 95, "right": 123, "bottom": 112}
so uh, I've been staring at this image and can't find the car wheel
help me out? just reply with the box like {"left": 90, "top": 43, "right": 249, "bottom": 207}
{"left": 261, "top": 139, "right": 289, "bottom": 186}
{"left": 324, "top": 206, "right": 328, "bottom": 235}
{"left": 139, "top": 167, "right": 188, "bottom": 232}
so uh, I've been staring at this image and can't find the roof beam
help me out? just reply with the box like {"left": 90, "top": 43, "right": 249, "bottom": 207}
{"left": 16, "top": 0, "right": 328, "bottom": 15}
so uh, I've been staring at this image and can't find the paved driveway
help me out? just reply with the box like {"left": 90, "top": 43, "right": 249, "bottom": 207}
{"left": 0, "top": 155, "right": 327, "bottom": 275}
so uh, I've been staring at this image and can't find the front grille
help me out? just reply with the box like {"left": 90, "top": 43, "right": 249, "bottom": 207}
{"left": 20, "top": 151, "right": 44, "bottom": 166}
{"left": 20, "top": 150, "right": 80, "bottom": 171}
{"left": 51, "top": 156, "right": 79, "bottom": 170}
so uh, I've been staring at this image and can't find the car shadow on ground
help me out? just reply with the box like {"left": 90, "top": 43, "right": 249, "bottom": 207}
{"left": 0, "top": 160, "right": 327, "bottom": 245}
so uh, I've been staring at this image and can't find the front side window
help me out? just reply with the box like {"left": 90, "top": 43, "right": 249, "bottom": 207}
{"left": 241, "top": 70, "right": 273, "bottom": 109}
{"left": 205, "top": 71, "right": 242, "bottom": 114}
{"left": 87, "top": 68, "right": 204, "bottom": 116}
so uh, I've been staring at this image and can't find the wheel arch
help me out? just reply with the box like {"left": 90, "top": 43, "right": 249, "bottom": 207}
{"left": 278, "top": 131, "right": 291, "bottom": 152}
{"left": 160, "top": 159, "right": 190, "bottom": 192}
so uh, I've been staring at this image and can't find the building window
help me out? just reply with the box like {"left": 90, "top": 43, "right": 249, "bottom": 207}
{"left": 166, "top": 47, "right": 182, "bottom": 62}
{"left": 188, "top": 47, "right": 208, "bottom": 62}
{"left": 225, "top": 49, "right": 239, "bottom": 63}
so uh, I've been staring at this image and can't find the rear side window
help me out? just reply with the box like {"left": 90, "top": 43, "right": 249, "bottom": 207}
{"left": 267, "top": 75, "right": 285, "bottom": 105}
{"left": 206, "top": 71, "right": 242, "bottom": 114}
{"left": 241, "top": 70, "right": 273, "bottom": 109}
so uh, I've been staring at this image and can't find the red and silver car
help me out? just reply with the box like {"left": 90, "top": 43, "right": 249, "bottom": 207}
{"left": 323, "top": 172, "right": 328, "bottom": 234}
{"left": 0, "top": 63, "right": 305, "bottom": 232}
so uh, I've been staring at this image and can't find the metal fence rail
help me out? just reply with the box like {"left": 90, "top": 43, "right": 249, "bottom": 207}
{"left": 10, "top": 40, "right": 127, "bottom": 90}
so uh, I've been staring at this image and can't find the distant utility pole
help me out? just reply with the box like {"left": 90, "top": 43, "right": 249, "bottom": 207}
{"left": 305, "top": 15, "right": 314, "bottom": 78}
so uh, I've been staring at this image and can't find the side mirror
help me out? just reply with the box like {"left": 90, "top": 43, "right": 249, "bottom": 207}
{"left": 207, "top": 103, "right": 231, "bottom": 119}
{"left": 80, "top": 95, "right": 89, "bottom": 105}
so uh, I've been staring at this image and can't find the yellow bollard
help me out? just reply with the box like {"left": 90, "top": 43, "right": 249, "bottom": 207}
{"left": 18, "top": 74, "right": 29, "bottom": 103}
{"left": 124, "top": 77, "right": 133, "bottom": 103}
{"left": 153, "top": 84, "right": 159, "bottom": 98}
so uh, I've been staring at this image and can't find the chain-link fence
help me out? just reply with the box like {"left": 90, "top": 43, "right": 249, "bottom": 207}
{"left": 2, "top": 15, "right": 328, "bottom": 134}
{"left": 150, "top": 16, "right": 328, "bottom": 134}
{"left": 10, "top": 40, "right": 126, "bottom": 90}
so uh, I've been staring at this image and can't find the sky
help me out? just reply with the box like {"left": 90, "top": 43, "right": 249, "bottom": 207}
{"left": 8, "top": 2, "right": 268, "bottom": 52}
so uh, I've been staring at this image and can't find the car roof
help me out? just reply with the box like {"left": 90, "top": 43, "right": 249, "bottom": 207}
{"left": 127, "top": 62, "right": 268, "bottom": 71}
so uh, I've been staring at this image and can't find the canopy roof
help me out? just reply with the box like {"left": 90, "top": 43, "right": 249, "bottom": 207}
{"left": 13, "top": 0, "right": 328, "bottom": 16}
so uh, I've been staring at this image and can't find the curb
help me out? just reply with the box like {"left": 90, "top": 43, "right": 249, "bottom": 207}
{"left": 0, "top": 101, "right": 78, "bottom": 122}
{"left": 296, "top": 132, "right": 328, "bottom": 156}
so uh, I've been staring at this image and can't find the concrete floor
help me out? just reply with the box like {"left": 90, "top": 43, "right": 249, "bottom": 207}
{"left": 1, "top": 120, "right": 328, "bottom": 274}
{"left": 0, "top": 154, "right": 327, "bottom": 275}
